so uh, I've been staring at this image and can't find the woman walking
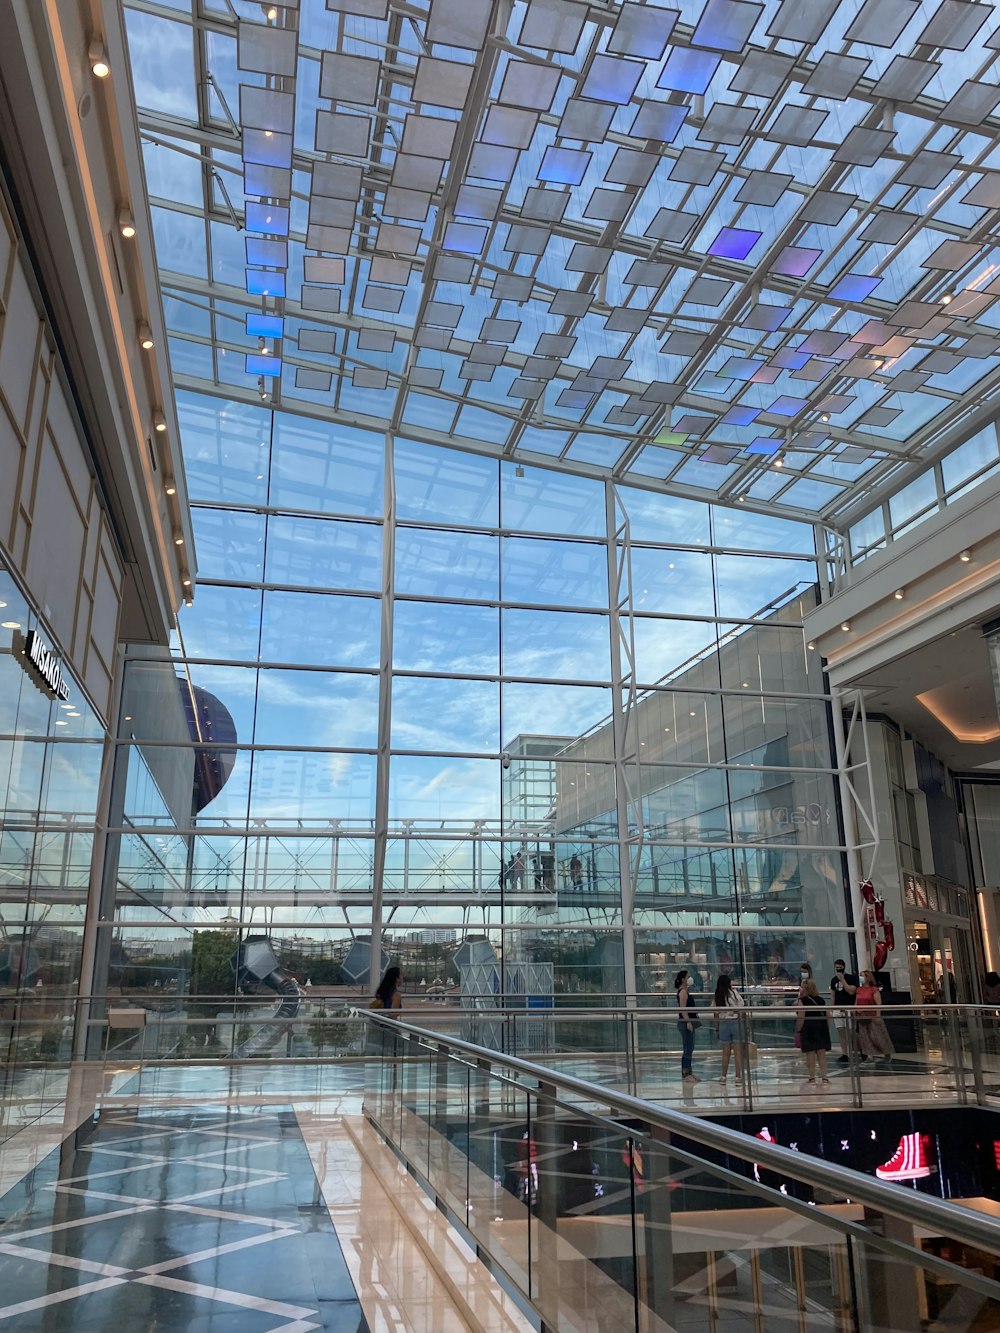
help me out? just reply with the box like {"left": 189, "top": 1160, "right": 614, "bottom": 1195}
{"left": 712, "top": 973, "right": 745, "bottom": 1084}
{"left": 795, "top": 980, "right": 831, "bottom": 1085}
{"left": 675, "top": 970, "right": 700, "bottom": 1084}
{"left": 854, "top": 969, "right": 895, "bottom": 1062}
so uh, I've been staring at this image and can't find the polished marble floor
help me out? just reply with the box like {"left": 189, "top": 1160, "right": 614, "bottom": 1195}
{"left": 0, "top": 1105, "right": 368, "bottom": 1332}
{"left": 0, "top": 1062, "right": 535, "bottom": 1333}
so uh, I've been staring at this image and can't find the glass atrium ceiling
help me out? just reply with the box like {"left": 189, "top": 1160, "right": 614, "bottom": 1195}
{"left": 125, "top": 0, "right": 1000, "bottom": 523}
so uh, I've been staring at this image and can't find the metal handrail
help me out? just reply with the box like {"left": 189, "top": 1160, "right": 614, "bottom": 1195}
{"left": 368, "top": 1011, "right": 1000, "bottom": 1257}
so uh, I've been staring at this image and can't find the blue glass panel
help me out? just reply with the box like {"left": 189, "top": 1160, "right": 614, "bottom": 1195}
{"left": 247, "top": 313, "right": 284, "bottom": 338}
{"left": 746, "top": 437, "right": 782, "bottom": 454}
{"left": 245, "top": 202, "right": 290, "bottom": 236}
{"left": 538, "top": 146, "right": 592, "bottom": 185}
{"left": 246, "top": 355, "right": 281, "bottom": 377}
{"left": 768, "top": 395, "right": 809, "bottom": 416}
{"left": 721, "top": 406, "right": 759, "bottom": 425}
{"left": 246, "top": 269, "right": 286, "bottom": 297}
{"left": 656, "top": 47, "right": 721, "bottom": 94}
{"left": 829, "top": 274, "right": 882, "bottom": 301}
{"left": 708, "top": 227, "right": 761, "bottom": 260}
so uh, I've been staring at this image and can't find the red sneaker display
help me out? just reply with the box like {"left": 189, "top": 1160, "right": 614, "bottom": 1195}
{"left": 875, "top": 1132, "right": 936, "bottom": 1182}
{"left": 873, "top": 940, "right": 888, "bottom": 971}
{"left": 860, "top": 879, "right": 876, "bottom": 904}
{"left": 883, "top": 920, "right": 895, "bottom": 951}
{"left": 874, "top": 898, "right": 885, "bottom": 925}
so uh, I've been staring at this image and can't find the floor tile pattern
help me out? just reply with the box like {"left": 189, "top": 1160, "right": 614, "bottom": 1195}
{"left": 0, "top": 1106, "right": 369, "bottom": 1332}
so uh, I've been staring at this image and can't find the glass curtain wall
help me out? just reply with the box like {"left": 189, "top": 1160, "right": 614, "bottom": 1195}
{"left": 0, "top": 558, "right": 105, "bottom": 1069}
{"left": 97, "top": 392, "right": 852, "bottom": 1017}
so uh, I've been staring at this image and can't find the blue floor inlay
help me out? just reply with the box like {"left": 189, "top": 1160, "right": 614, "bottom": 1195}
{"left": 0, "top": 1107, "right": 369, "bottom": 1332}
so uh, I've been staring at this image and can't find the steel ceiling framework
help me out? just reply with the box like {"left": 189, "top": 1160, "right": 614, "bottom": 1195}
{"left": 122, "top": 0, "right": 1000, "bottom": 529}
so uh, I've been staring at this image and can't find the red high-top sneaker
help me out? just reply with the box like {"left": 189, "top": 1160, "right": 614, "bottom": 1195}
{"left": 875, "top": 1132, "right": 936, "bottom": 1182}
{"left": 860, "top": 879, "right": 876, "bottom": 904}
{"left": 883, "top": 921, "right": 895, "bottom": 951}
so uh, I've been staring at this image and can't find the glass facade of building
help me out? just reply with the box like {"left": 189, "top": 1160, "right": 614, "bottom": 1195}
{"left": 0, "top": 557, "right": 105, "bottom": 1063}
{"left": 92, "top": 392, "right": 854, "bottom": 1009}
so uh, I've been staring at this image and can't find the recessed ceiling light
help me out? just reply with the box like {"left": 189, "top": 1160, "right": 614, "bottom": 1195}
{"left": 0, "top": 601, "right": 6, "bottom": 609}
{"left": 1, "top": 620, "right": 20, "bottom": 629}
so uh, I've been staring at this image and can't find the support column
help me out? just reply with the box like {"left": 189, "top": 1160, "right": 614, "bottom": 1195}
{"left": 74, "top": 646, "right": 126, "bottom": 1060}
{"left": 829, "top": 688, "right": 878, "bottom": 972}
{"left": 606, "top": 483, "right": 641, "bottom": 1010}
{"left": 370, "top": 432, "right": 395, "bottom": 987}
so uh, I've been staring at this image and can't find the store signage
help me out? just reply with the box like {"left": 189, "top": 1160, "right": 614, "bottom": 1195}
{"left": 22, "top": 630, "right": 70, "bottom": 701}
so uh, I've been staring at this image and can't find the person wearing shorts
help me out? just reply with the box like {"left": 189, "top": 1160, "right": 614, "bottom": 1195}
{"left": 713, "top": 973, "right": 745, "bottom": 1084}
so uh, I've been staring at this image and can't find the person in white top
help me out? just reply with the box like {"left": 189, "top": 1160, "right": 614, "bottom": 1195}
{"left": 712, "top": 973, "right": 745, "bottom": 1083}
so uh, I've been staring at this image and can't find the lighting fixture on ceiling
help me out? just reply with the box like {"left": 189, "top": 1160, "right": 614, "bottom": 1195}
{"left": 118, "top": 207, "right": 136, "bottom": 239}
{"left": 893, "top": 588, "right": 904, "bottom": 600}
{"left": 1, "top": 621, "right": 20, "bottom": 630}
{"left": 840, "top": 622, "right": 851, "bottom": 632}
{"left": 138, "top": 322, "right": 153, "bottom": 350}
{"left": 153, "top": 410, "right": 167, "bottom": 433}
{"left": 173, "top": 530, "right": 184, "bottom": 546}
{"left": 185, "top": 598, "right": 194, "bottom": 608}
{"left": 515, "top": 464, "right": 525, "bottom": 477}
{"left": 164, "top": 476, "right": 177, "bottom": 496}
{"left": 941, "top": 294, "right": 952, "bottom": 305}
{"left": 89, "top": 39, "right": 110, "bottom": 78}
{"left": 262, "top": 3, "right": 279, "bottom": 18}
{"left": 182, "top": 576, "right": 192, "bottom": 587}
{"left": 806, "top": 641, "right": 815, "bottom": 651}
{"left": 960, "top": 549, "right": 972, "bottom": 562}
{"left": 737, "top": 495, "right": 745, "bottom": 503}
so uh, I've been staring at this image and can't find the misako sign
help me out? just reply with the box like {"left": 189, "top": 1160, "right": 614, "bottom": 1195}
{"left": 22, "top": 629, "right": 70, "bottom": 702}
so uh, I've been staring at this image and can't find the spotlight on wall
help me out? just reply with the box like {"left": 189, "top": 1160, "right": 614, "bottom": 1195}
{"left": 118, "top": 207, "right": 136, "bottom": 239}
{"left": 153, "top": 410, "right": 167, "bottom": 433}
{"left": 840, "top": 621, "right": 851, "bottom": 632}
{"left": 164, "top": 475, "right": 177, "bottom": 496}
{"left": 89, "top": 39, "right": 110, "bottom": 78}
{"left": 138, "top": 322, "right": 153, "bottom": 350}
{"left": 893, "top": 588, "right": 904, "bottom": 600}
{"left": 960, "top": 549, "right": 972, "bottom": 562}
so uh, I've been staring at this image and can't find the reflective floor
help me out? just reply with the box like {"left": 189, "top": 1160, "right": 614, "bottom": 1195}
{"left": 0, "top": 1064, "right": 534, "bottom": 1333}
{"left": 0, "top": 1105, "right": 368, "bottom": 1332}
